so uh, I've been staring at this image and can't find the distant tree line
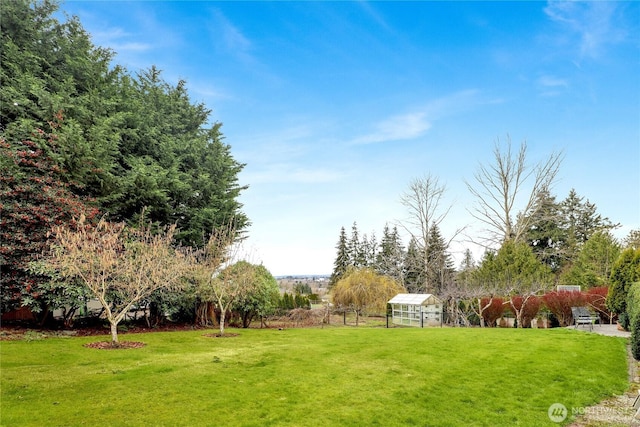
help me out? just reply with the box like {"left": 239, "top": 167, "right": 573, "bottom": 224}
{"left": 329, "top": 139, "right": 639, "bottom": 328}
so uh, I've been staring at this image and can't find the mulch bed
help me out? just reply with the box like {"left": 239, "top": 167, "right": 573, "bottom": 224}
{"left": 83, "top": 341, "right": 146, "bottom": 349}
{"left": 202, "top": 332, "right": 239, "bottom": 338}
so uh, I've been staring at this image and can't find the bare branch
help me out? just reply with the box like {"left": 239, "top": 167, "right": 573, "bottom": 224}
{"left": 466, "top": 136, "right": 563, "bottom": 246}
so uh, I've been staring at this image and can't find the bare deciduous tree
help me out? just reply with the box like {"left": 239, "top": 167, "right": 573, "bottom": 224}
{"left": 466, "top": 137, "right": 562, "bottom": 247}
{"left": 48, "top": 216, "right": 188, "bottom": 345}
{"left": 399, "top": 174, "right": 462, "bottom": 293}
{"left": 400, "top": 174, "right": 449, "bottom": 247}
{"left": 189, "top": 224, "right": 255, "bottom": 336}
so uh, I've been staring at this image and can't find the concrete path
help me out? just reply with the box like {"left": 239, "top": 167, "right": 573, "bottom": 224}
{"left": 570, "top": 323, "right": 630, "bottom": 338}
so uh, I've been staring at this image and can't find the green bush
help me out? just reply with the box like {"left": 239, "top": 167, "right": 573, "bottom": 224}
{"left": 607, "top": 249, "right": 640, "bottom": 315}
{"left": 631, "top": 314, "right": 640, "bottom": 360}
{"left": 627, "top": 282, "right": 640, "bottom": 321}
{"left": 619, "top": 312, "right": 630, "bottom": 331}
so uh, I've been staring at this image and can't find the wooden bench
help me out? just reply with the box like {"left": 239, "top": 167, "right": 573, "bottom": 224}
{"left": 571, "top": 306, "right": 598, "bottom": 331}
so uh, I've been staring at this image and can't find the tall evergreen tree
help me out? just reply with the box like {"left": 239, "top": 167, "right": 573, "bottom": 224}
{"left": 0, "top": 1, "right": 250, "bottom": 312}
{"left": 425, "top": 223, "right": 455, "bottom": 295}
{"left": 559, "top": 230, "right": 621, "bottom": 288}
{"left": 348, "top": 222, "right": 366, "bottom": 267}
{"left": 623, "top": 229, "right": 640, "bottom": 250}
{"left": 522, "top": 189, "right": 566, "bottom": 272}
{"left": 560, "top": 189, "right": 616, "bottom": 264}
{"left": 329, "top": 227, "right": 350, "bottom": 288}
{"left": 359, "top": 232, "right": 378, "bottom": 267}
{"left": 376, "top": 224, "right": 405, "bottom": 283}
{"left": 1, "top": 0, "right": 122, "bottom": 196}
{"left": 403, "top": 237, "right": 424, "bottom": 293}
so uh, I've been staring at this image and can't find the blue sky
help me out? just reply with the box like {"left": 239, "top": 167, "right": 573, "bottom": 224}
{"left": 58, "top": 1, "right": 639, "bottom": 276}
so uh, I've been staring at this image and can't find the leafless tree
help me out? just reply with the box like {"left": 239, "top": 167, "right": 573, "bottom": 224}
{"left": 400, "top": 174, "right": 449, "bottom": 247}
{"left": 48, "top": 216, "right": 189, "bottom": 345}
{"left": 399, "top": 174, "right": 463, "bottom": 293}
{"left": 189, "top": 223, "right": 255, "bottom": 335}
{"left": 466, "top": 137, "right": 562, "bottom": 248}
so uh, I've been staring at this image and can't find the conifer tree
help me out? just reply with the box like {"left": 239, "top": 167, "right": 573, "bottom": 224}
{"left": 425, "top": 223, "right": 455, "bottom": 295}
{"left": 329, "top": 227, "right": 350, "bottom": 287}
{"left": 560, "top": 189, "right": 616, "bottom": 264}
{"left": 376, "top": 224, "right": 405, "bottom": 283}
{"left": 522, "top": 189, "right": 565, "bottom": 272}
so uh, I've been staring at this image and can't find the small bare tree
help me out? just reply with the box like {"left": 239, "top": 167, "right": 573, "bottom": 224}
{"left": 399, "top": 174, "right": 462, "bottom": 293}
{"left": 400, "top": 174, "right": 449, "bottom": 248}
{"left": 466, "top": 137, "right": 562, "bottom": 247}
{"left": 189, "top": 224, "right": 254, "bottom": 336}
{"left": 48, "top": 216, "right": 188, "bottom": 345}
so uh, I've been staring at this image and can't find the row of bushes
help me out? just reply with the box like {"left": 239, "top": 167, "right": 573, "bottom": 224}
{"left": 478, "top": 287, "right": 611, "bottom": 328}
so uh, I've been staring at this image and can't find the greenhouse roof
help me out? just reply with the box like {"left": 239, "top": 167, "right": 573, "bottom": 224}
{"left": 388, "top": 293, "right": 439, "bottom": 305}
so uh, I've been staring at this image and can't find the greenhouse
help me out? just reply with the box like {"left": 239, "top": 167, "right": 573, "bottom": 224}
{"left": 388, "top": 293, "right": 442, "bottom": 327}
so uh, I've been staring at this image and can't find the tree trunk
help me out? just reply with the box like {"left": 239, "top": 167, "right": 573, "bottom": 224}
{"left": 110, "top": 321, "right": 119, "bottom": 346}
{"left": 516, "top": 310, "right": 523, "bottom": 329}
{"left": 219, "top": 310, "right": 226, "bottom": 335}
{"left": 478, "top": 298, "right": 486, "bottom": 328}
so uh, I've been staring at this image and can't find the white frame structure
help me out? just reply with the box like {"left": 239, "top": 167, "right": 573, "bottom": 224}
{"left": 388, "top": 293, "right": 442, "bottom": 328}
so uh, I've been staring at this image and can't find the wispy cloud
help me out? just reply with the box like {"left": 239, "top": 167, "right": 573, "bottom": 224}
{"left": 350, "top": 90, "right": 482, "bottom": 145}
{"left": 537, "top": 74, "right": 568, "bottom": 97}
{"left": 91, "top": 28, "right": 152, "bottom": 52}
{"left": 351, "top": 112, "right": 431, "bottom": 145}
{"left": 544, "top": 1, "right": 628, "bottom": 59}
{"left": 357, "top": 1, "right": 392, "bottom": 32}
{"left": 210, "top": 9, "right": 254, "bottom": 64}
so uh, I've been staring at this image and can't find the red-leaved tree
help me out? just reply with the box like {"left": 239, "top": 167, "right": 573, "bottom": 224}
{"left": 0, "top": 115, "right": 99, "bottom": 317}
{"left": 508, "top": 295, "right": 542, "bottom": 328}
{"left": 542, "top": 291, "right": 586, "bottom": 327}
{"left": 479, "top": 297, "right": 506, "bottom": 327}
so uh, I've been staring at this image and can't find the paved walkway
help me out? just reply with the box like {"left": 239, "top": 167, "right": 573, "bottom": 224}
{"left": 569, "top": 323, "right": 630, "bottom": 338}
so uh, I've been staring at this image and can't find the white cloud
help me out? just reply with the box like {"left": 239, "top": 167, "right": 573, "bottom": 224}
{"left": 538, "top": 75, "right": 567, "bottom": 88}
{"left": 90, "top": 28, "right": 151, "bottom": 52}
{"left": 351, "top": 112, "right": 431, "bottom": 145}
{"left": 349, "top": 89, "right": 481, "bottom": 145}
{"left": 210, "top": 9, "right": 254, "bottom": 63}
{"left": 537, "top": 74, "right": 568, "bottom": 97}
{"left": 544, "top": 1, "right": 627, "bottom": 59}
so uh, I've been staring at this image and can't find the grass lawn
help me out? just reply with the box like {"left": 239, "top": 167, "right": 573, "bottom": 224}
{"left": 0, "top": 326, "right": 628, "bottom": 426}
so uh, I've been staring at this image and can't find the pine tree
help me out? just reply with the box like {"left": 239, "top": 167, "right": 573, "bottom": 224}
{"left": 329, "top": 227, "right": 350, "bottom": 288}
{"left": 376, "top": 224, "right": 405, "bottom": 283}
{"left": 404, "top": 237, "right": 424, "bottom": 293}
{"left": 360, "top": 232, "right": 378, "bottom": 267}
{"left": 425, "top": 223, "right": 455, "bottom": 295}
{"left": 522, "top": 189, "right": 566, "bottom": 272}
{"left": 560, "top": 189, "right": 616, "bottom": 264}
{"left": 348, "top": 222, "right": 359, "bottom": 265}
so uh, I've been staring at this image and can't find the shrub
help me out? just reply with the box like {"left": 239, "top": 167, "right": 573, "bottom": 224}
{"left": 631, "top": 314, "right": 640, "bottom": 360}
{"left": 542, "top": 291, "right": 586, "bottom": 327}
{"left": 508, "top": 295, "right": 542, "bottom": 328}
{"left": 618, "top": 312, "right": 630, "bottom": 330}
{"left": 479, "top": 297, "right": 506, "bottom": 327}
{"left": 607, "top": 248, "right": 640, "bottom": 315}
{"left": 626, "top": 282, "right": 640, "bottom": 323}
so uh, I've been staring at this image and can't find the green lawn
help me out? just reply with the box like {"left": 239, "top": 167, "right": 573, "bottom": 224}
{"left": 0, "top": 327, "right": 628, "bottom": 426}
